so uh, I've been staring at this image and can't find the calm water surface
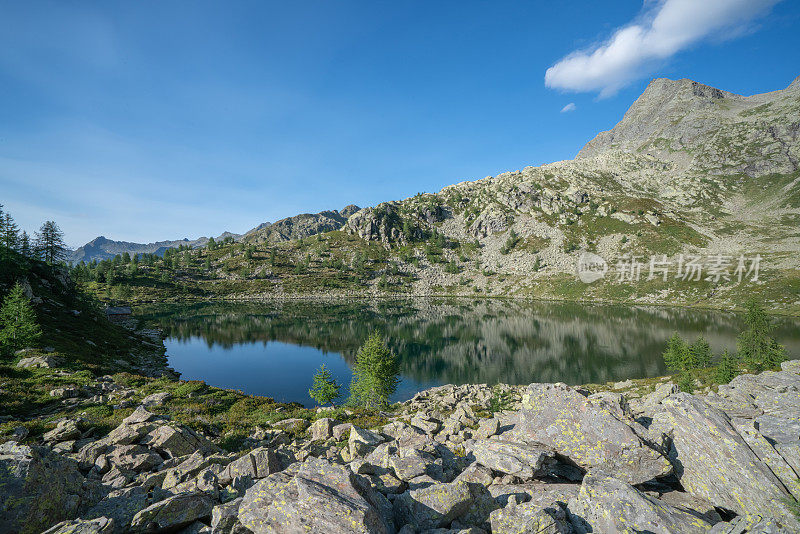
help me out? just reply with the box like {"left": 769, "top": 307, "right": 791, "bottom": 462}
{"left": 136, "top": 299, "right": 800, "bottom": 406}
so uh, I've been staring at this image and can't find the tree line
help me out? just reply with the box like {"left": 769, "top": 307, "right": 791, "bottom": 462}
{"left": 0, "top": 204, "right": 67, "bottom": 265}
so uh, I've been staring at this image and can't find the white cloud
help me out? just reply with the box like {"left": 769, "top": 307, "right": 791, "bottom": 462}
{"left": 560, "top": 102, "right": 577, "bottom": 113}
{"left": 545, "top": 0, "right": 780, "bottom": 97}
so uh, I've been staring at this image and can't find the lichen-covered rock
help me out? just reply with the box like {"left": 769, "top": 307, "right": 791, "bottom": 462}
{"left": 0, "top": 441, "right": 90, "bottom": 534}
{"left": 393, "top": 480, "right": 473, "bottom": 530}
{"left": 131, "top": 491, "right": 215, "bottom": 532}
{"left": 310, "top": 417, "right": 336, "bottom": 441}
{"left": 567, "top": 472, "right": 712, "bottom": 533}
{"left": 238, "top": 458, "right": 392, "bottom": 534}
{"left": 220, "top": 448, "right": 278, "bottom": 485}
{"left": 490, "top": 502, "right": 571, "bottom": 534}
{"left": 41, "top": 517, "right": 115, "bottom": 534}
{"left": 467, "top": 439, "right": 555, "bottom": 480}
{"left": 44, "top": 419, "right": 82, "bottom": 443}
{"left": 652, "top": 393, "right": 798, "bottom": 528}
{"left": 141, "top": 424, "right": 219, "bottom": 458}
{"left": 511, "top": 383, "right": 672, "bottom": 484}
{"left": 211, "top": 498, "right": 250, "bottom": 534}
{"left": 349, "top": 426, "right": 386, "bottom": 457}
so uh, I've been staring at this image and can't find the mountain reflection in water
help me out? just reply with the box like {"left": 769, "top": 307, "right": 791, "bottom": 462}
{"left": 136, "top": 299, "right": 800, "bottom": 405}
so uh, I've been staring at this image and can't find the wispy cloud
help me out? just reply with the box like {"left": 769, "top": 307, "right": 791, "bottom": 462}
{"left": 545, "top": 0, "right": 780, "bottom": 97}
{"left": 560, "top": 102, "right": 576, "bottom": 113}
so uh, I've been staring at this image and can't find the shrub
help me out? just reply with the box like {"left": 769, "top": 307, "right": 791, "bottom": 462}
{"left": 308, "top": 364, "right": 342, "bottom": 407}
{"left": 349, "top": 332, "right": 399, "bottom": 409}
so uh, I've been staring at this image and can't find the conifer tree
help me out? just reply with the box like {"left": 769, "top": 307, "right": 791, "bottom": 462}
{"left": 308, "top": 364, "right": 342, "bottom": 407}
{"left": 0, "top": 282, "right": 42, "bottom": 355}
{"left": 737, "top": 299, "right": 786, "bottom": 372}
{"left": 688, "top": 336, "right": 712, "bottom": 368}
{"left": 1, "top": 213, "right": 19, "bottom": 253}
{"left": 662, "top": 332, "right": 690, "bottom": 372}
{"left": 19, "top": 231, "right": 31, "bottom": 258}
{"left": 349, "top": 332, "right": 400, "bottom": 409}
{"left": 34, "top": 221, "right": 66, "bottom": 264}
{"left": 714, "top": 349, "right": 740, "bottom": 384}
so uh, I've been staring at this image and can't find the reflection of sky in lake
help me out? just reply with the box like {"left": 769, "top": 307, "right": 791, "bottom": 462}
{"left": 148, "top": 299, "right": 800, "bottom": 407}
{"left": 165, "top": 337, "right": 439, "bottom": 406}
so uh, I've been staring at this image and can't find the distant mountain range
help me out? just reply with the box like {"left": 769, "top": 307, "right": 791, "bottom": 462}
{"left": 69, "top": 205, "right": 361, "bottom": 263}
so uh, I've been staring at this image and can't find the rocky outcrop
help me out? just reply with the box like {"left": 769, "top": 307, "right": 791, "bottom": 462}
{"left": 0, "top": 441, "right": 95, "bottom": 534}
{"left": 238, "top": 458, "right": 393, "bottom": 533}
{"left": 243, "top": 206, "right": 359, "bottom": 245}
{"left": 509, "top": 383, "right": 672, "bottom": 484}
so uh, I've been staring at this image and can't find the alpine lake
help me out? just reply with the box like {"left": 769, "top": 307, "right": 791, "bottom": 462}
{"left": 135, "top": 299, "right": 800, "bottom": 407}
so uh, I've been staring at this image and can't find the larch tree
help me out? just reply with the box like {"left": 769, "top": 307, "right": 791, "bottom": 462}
{"left": 35, "top": 221, "right": 67, "bottom": 264}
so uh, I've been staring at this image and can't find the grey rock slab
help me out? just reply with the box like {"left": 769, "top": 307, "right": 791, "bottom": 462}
{"left": 468, "top": 438, "right": 555, "bottom": 480}
{"left": 393, "top": 480, "right": 473, "bottom": 530}
{"left": 567, "top": 472, "right": 712, "bottom": 534}
{"left": 211, "top": 498, "right": 250, "bottom": 534}
{"left": 510, "top": 382, "right": 672, "bottom": 484}
{"left": 490, "top": 502, "right": 571, "bottom": 534}
{"left": 310, "top": 417, "right": 336, "bottom": 441}
{"left": 41, "top": 517, "right": 116, "bottom": 534}
{"left": 238, "top": 458, "right": 392, "bottom": 534}
{"left": 652, "top": 393, "right": 798, "bottom": 529}
{"left": 131, "top": 491, "right": 215, "bottom": 532}
{"left": 349, "top": 425, "right": 387, "bottom": 457}
{"left": 0, "top": 441, "right": 90, "bottom": 534}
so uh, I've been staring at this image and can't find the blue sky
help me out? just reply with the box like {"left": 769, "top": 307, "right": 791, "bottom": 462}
{"left": 1, "top": 1, "right": 798, "bottom": 247}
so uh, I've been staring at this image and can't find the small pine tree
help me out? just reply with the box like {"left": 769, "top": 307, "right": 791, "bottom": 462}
{"left": 737, "top": 299, "right": 787, "bottom": 372}
{"left": 688, "top": 337, "right": 712, "bottom": 368}
{"left": 677, "top": 371, "right": 695, "bottom": 393}
{"left": 349, "top": 332, "right": 400, "bottom": 409}
{"left": 308, "top": 364, "right": 342, "bottom": 407}
{"left": 0, "top": 282, "right": 42, "bottom": 355}
{"left": 663, "top": 332, "right": 690, "bottom": 372}
{"left": 714, "top": 350, "right": 740, "bottom": 384}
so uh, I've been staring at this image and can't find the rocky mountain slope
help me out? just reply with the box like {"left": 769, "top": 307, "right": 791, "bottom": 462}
{"left": 82, "top": 75, "right": 800, "bottom": 313}
{"left": 242, "top": 205, "right": 360, "bottom": 245}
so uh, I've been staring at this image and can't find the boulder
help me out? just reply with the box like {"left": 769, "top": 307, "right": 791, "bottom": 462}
{"left": 141, "top": 425, "right": 219, "bottom": 458}
{"left": 567, "top": 472, "right": 712, "bottom": 533}
{"left": 349, "top": 426, "right": 386, "bottom": 457}
{"left": 652, "top": 393, "right": 798, "bottom": 528}
{"left": 220, "top": 448, "right": 278, "bottom": 484}
{"left": 141, "top": 392, "right": 171, "bottom": 407}
{"left": 510, "top": 383, "right": 671, "bottom": 484}
{"left": 393, "top": 481, "right": 473, "bottom": 530}
{"left": 211, "top": 498, "right": 250, "bottom": 534}
{"left": 43, "top": 419, "right": 82, "bottom": 443}
{"left": 16, "top": 355, "right": 60, "bottom": 368}
{"left": 390, "top": 450, "right": 429, "bottom": 481}
{"left": 238, "top": 458, "right": 392, "bottom": 534}
{"left": 0, "top": 441, "right": 90, "bottom": 534}
{"left": 131, "top": 492, "right": 215, "bottom": 532}
{"left": 106, "top": 445, "right": 163, "bottom": 473}
{"left": 468, "top": 439, "right": 555, "bottom": 480}
{"left": 41, "top": 517, "right": 116, "bottom": 534}
{"left": 310, "top": 417, "right": 336, "bottom": 441}
{"left": 332, "top": 423, "right": 353, "bottom": 441}
{"left": 474, "top": 419, "right": 499, "bottom": 440}
{"left": 490, "top": 502, "right": 571, "bottom": 534}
